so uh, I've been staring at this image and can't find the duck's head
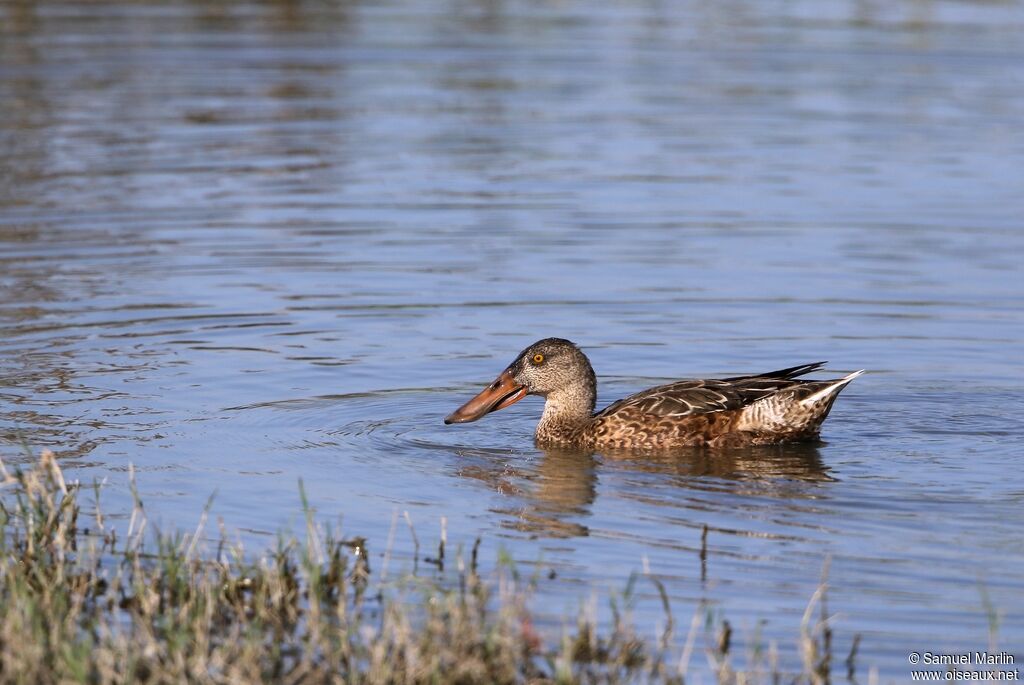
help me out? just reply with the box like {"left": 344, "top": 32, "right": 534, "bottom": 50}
{"left": 444, "top": 338, "right": 595, "bottom": 424}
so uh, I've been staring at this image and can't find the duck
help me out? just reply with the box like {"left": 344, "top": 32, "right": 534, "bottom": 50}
{"left": 444, "top": 338, "right": 863, "bottom": 450}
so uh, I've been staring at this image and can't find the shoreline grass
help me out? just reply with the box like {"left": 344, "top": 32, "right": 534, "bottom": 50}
{"left": 1, "top": 449, "right": 851, "bottom": 684}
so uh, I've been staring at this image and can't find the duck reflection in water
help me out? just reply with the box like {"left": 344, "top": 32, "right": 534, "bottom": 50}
{"left": 455, "top": 443, "right": 832, "bottom": 539}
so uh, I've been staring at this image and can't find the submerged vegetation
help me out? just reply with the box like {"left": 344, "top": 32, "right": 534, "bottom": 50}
{"left": 0, "top": 449, "right": 852, "bottom": 684}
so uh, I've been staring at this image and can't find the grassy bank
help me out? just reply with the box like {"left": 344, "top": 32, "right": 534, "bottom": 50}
{"left": 0, "top": 450, "right": 848, "bottom": 684}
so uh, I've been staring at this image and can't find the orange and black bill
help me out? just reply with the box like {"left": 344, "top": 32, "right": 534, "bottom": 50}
{"left": 444, "top": 370, "right": 526, "bottom": 424}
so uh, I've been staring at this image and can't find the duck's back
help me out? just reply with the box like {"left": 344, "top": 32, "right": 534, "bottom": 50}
{"left": 585, "top": 363, "right": 862, "bottom": 449}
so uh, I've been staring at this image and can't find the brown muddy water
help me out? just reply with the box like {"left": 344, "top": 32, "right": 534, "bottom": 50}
{"left": 1, "top": 1, "right": 1023, "bottom": 680}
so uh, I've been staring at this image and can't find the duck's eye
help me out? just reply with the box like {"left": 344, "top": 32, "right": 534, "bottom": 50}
{"left": 532, "top": 353, "right": 544, "bottom": 365}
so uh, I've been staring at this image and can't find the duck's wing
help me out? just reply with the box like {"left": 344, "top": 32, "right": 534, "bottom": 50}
{"left": 595, "top": 362, "right": 829, "bottom": 419}
{"left": 596, "top": 379, "right": 745, "bottom": 418}
{"left": 721, "top": 361, "right": 827, "bottom": 382}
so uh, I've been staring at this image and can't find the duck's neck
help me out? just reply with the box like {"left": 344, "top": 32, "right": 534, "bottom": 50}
{"left": 535, "top": 376, "right": 597, "bottom": 444}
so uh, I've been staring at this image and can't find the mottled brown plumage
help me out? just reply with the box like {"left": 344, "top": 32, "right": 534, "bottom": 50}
{"left": 445, "top": 338, "right": 864, "bottom": 450}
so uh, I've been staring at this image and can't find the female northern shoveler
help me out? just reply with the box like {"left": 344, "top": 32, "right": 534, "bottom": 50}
{"left": 444, "top": 338, "right": 863, "bottom": 450}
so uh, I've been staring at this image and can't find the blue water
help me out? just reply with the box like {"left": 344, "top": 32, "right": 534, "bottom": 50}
{"left": 2, "top": 1, "right": 1023, "bottom": 680}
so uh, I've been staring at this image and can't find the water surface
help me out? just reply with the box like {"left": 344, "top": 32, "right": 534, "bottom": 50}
{"left": 2, "top": 1, "right": 1023, "bottom": 679}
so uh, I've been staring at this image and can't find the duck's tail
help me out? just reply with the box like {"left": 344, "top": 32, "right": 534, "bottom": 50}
{"left": 800, "top": 369, "right": 866, "bottom": 406}
{"left": 735, "top": 368, "right": 865, "bottom": 438}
